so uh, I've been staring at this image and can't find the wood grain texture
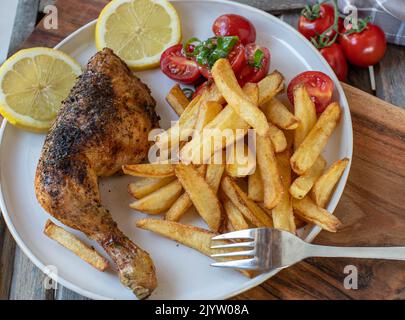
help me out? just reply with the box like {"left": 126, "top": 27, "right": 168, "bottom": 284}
{"left": 0, "top": 217, "right": 16, "bottom": 300}
{"left": 9, "top": 248, "right": 54, "bottom": 300}
{"left": 2, "top": 0, "right": 405, "bottom": 300}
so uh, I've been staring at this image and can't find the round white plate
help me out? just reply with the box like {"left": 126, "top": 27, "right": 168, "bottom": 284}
{"left": 0, "top": 0, "right": 352, "bottom": 300}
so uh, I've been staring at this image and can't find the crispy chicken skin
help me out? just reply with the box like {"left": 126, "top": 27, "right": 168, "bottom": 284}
{"left": 35, "top": 48, "right": 159, "bottom": 299}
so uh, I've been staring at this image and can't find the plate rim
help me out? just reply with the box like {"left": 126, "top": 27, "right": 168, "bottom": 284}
{"left": 0, "top": 0, "right": 353, "bottom": 300}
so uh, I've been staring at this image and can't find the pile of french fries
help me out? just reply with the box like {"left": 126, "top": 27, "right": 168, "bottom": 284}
{"left": 123, "top": 58, "right": 349, "bottom": 273}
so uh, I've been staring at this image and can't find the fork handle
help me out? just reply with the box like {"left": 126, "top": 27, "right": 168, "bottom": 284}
{"left": 306, "top": 244, "right": 405, "bottom": 260}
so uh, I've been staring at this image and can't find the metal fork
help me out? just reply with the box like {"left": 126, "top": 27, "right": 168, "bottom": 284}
{"left": 210, "top": 228, "right": 405, "bottom": 271}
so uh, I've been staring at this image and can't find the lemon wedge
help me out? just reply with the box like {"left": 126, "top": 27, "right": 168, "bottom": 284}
{"left": 95, "top": 0, "right": 181, "bottom": 70}
{"left": 0, "top": 47, "right": 82, "bottom": 132}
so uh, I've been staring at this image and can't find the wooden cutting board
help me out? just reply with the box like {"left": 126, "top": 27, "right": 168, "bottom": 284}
{"left": 5, "top": 0, "right": 405, "bottom": 299}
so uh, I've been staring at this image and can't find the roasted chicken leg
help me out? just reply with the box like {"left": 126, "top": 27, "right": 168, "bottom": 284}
{"left": 35, "top": 48, "right": 159, "bottom": 299}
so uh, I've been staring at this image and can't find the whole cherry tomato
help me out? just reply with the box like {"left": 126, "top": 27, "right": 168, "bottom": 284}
{"left": 212, "top": 14, "right": 256, "bottom": 45}
{"left": 198, "top": 42, "right": 246, "bottom": 79}
{"left": 319, "top": 42, "right": 348, "bottom": 81}
{"left": 339, "top": 22, "right": 386, "bottom": 67}
{"left": 160, "top": 44, "right": 201, "bottom": 84}
{"left": 237, "top": 44, "right": 270, "bottom": 87}
{"left": 298, "top": 3, "right": 340, "bottom": 40}
{"left": 287, "top": 71, "right": 334, "bottom": 113}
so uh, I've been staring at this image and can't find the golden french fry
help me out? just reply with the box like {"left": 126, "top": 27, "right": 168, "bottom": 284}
{"left": 166, "top": 84, "right": 189, "bottom": 116}
{"left": 223, "top": 197, "right": 249, "bottom": 231}
{"left": 243, "top": 82, "right": 259, "bottom": 105}
{"left": 212, "top": 58, "right": 269, "bottom": 136}
{"left": 205, "top": 163, "right": 225, "bottom": 193}
{"left": 165, "top": 165, "right": 208, "bottom": 222}
{"left": 155, "top": 94, "right": 203, "bottom": 150}
{"left": 292, "top": 196, "right": 341, "bottom": 232}
{"left": 225, "top": 218, "right": 235, "bottom": 233}
{"left": 221, "top": 176, "right": 273, "bottom": 227}
{"left": 175, "top": 164, "right": 222, "bottom": 231}
{"left": 272, "top": 151, "right": 295, "bottom": 233}
{"left": 291, "top": 102, "right": 341, "bottom": 175}
{"left": 44, "top": 220, "right": 108, "bottom": 271}
{"left": 268, "top": 122, "right": 287, "bottom": 153}
{"left": 225, "top": 144, "right": 256, "bottom": 177}
{"left": 136, "top": 219, "right": 253, "bottom": 277}
{"left": 180, "top": 84, "right": 256, "bottom": 164}
{"left": 256, "top": 134, "right": 283, "bottom": 209}
{"left": 312, "top": 158, "right": 349, "bottom": 207}
{"left": 289, "top": 156, "right": 326, "bottom": 199}
{"left": 122, "top": 164, "right": 174, "bottom": 178}
{"left": 128, "top": 176, "right": 176, "bottom": 199}
{"left": 261, "top": 98, "right": 299, "bottom": 130}
{"left": 248, "top": 167, "right": 264, "bottom": 202}
{"left": 293, "top": 84, "right": 317, "bottom": 150}
{"left": 258, "top": 71, "right": 285, "bottom": 105}
{"left": 165, "top": 192, "right": 193, "bottom": 222}
{"left": 130, "top": 180, "right": 183, "bottom": 214}
{"left": 194, "top": 101, "right": 223, "bottom": 134}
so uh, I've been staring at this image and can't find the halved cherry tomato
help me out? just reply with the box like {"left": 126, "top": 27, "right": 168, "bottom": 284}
{"left": 339, "top": 23, "right": 386, "bottom": 67}
{"left": 198, "top": 42, "right": 246, "bottom": 79}
{"left": 298, "top": 3, "right": 341, "bottom": 40}
{"left": 287, "top": 71, "right": 334, "bottom": 113}
{"left": 212, "top": 14, "right": 256, "bottom": 45}
{"left": 237, "top": 44, "right": 270, "bottom": 87}
{"left": 160, "top": 44, "right": 201, "bottom": 85}
{"left": 319, "top": 43, "right": 348, "bottom": 81}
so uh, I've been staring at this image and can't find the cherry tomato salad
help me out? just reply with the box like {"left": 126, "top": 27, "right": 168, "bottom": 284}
{"left": 161, "top": 13, "right": 336, "bottom": 115}
{"left": 160, "top": 14, "right": 269, "bottom": 87}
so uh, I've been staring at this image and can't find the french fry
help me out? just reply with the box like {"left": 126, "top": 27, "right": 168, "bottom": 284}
{"left": 272, "top": 151, "right": 296, "bottom": 233}
{"left": 130, "top": 180, "right": 183, "bottom": 214}
{"left": 180, "top": 85, "right": 256, "bottom": 164}
{"left": 136, "top": 219, "right": 253, "bottom": 277}
{"left": 175, "top": 164, "right": 222, "bottom": 231}
{"left": 194, "top": 101, "right": 223, "bottom": 134}
{"left": 205, "top": 163, "right": 225, "bottom": 193}
{"left": 261, "top": 98, "right": 299, "bottom": 130}
{"left": 128, "top": 176, "right": 176, "bottom": 199}
{"left": 292, "top": 196, "right": 341, "bottom": 232}
{"left": 291, "top": 102, "right": 341, "bottom": 174}
{"left": 155, "top": 94, "right": 202, "bottom": 150}
{"left": 165, "top": 165, "right": 209, "bottom": 221}
{"left": 123, "top": 164, "right": 175, "bottom": 178}
{"left": 256, "top": 134, "right": 283, "bottom": 209}
{"left": 289, "top": 156, "right": 326, "bottom": 199}
{"left": 312, "top": 158, "right": 349, "bottom": 207}
{"left": 268, "top": 122, "right": 287, "bottom": 153}
{"left": 225, "top": 144, "right": 256, "bottom": 177}
{"left": 165, "top": 192, "right": 193, "bottom": 222}
{"left": 212, "top": 58, "right": 269, "bottom": 136}
{"left": 223, "top": 197, "right": 249, "bottom": 231}
{"left": 293, "top": 84, "right": 317, "bottom": 150}
{"left": 243, "top": 82, "right": 259, "bottom": 105}
{"left": 44, "top": 220, "right": 108, "bottom": 271}
{"left": 221, "top": 176, "right": 273, "bottom": 227}
{"left": 248, "top": 167, "right": 264, "bottom": 202}
{"left": 166, "top": 84, "right": 189, "bottom": 116}
{"left": 258, "top": 71, "right": 285, "bottom": 105}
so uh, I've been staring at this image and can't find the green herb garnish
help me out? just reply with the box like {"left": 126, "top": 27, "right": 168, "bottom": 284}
{"left": 185, "top": 36, "right": 239, "bottom": 69}
{"left": 249, "top": 49, "right": 265, "bottom": 68}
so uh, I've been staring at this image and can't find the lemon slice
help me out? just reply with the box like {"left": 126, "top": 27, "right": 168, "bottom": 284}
{"left": 96, "top": 0, "right": 181, "bottom": 70}
{"left": 0, "top": 48, "right": 82, "bottom": 132}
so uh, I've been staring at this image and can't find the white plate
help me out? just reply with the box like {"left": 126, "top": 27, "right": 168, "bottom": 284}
{"left": 0, "top": 0, "right": 353, "bottom": 300}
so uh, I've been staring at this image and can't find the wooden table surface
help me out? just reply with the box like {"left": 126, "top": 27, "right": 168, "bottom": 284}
{"left": 1, "top": 0, "right": 405, "bottom": 300}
